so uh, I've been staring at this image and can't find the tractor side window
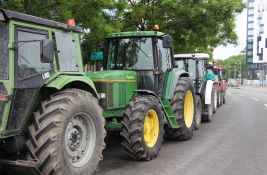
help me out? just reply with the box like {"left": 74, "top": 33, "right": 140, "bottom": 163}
{"left": 17, "top": 29, "right": 50, "bottom": 80}
{"left": 197, "top": 60, "right": 206, "bottom": 79}
{"left": 157, "top": 39, "right": 171, "bottom": 72}
{"left": 0, "top": 22, "right": 8, "bottom": 80}
{"left": 55, "top": 32, "right": 78, "bottom": 71}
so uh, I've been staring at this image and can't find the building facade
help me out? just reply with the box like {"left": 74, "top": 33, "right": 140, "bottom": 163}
{"left": 247, "top": 0, "right": 267, "bottom": 79}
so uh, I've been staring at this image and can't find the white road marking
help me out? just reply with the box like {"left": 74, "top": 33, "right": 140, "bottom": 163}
{"left": 236, "top": 94, "right": 245, "bottom": 96}
{"left": 249, "top": 97, "right": 260, "bottom": 102}
{"left": 264, "top": 104, "right": 267, "bottom": 108}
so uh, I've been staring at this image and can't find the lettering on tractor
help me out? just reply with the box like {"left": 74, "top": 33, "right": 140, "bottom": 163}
{"left": 87, "top": 26, "right": 197, "bottom": 160}
{"left": 0, "top": 9, "right": 105, "bottom": 175}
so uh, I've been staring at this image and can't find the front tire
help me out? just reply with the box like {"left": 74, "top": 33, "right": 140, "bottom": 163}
{"left": 120, "top": 95, "right": 164, "bottom": 160}
{"left": 165, "top": 77, "right": 196, "bottom": 140}
{"left": 26, "top": 89, "right": 106, "bottom": 175}
{"left": 195, "top": 95, "right": 202, "bottom": 130}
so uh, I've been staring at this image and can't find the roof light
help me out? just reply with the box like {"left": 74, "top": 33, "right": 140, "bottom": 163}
{"left": 152, "top": 25, "right": 159, "bottom": 31}
{"left": 67, "top": 18, "right": 76, "bottom": 27}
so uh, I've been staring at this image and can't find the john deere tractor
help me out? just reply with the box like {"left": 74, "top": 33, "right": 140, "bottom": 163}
{"left": 87, "top": 28, "right": 196, "bottom": 160}
{"left": 0, "top": 9, "right": 105, "bottom": 175}
{"left": 174, "top": 53, "right": 217, "bottom": 129}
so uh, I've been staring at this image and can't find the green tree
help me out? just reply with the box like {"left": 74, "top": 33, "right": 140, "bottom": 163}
{"left": 120, "top": 0, "right": 245, "bottom": 53}
{"left": 215, "top": 54, "right": 247, "bottom": 79}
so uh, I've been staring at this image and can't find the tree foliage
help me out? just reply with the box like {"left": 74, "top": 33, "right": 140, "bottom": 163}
{"left": 0, "top": 0, "right": 245, "bottom": 60}
{"left": 216, "top": 54, "right": 247, "bottom": 79}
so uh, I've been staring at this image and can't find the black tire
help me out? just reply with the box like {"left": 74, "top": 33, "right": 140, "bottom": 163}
{"left": 213, "top": 85, "right": 217, "bottom": 113}
{"left": 26, "top": 89, "right": 106, "bottom": 175}
{"left": 223, "top": 91, "right": 226, "bottom": 104}
{"left": 195, "top": 95, "right": 202, "bottom": 130}
{"left": 120, "top": 95, "right": 164, "bottom": 160}
{"left": 217, "top": 90, "right": 221, "bottom": 108}
{"left": 202, "top": 86, "right": 214, "bottom": 122}
{"left": 165, "top": 77, "right": 196, "bottom": 140}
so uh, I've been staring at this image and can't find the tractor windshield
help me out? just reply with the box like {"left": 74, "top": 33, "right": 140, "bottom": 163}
{"left": 107, "top": 37, "right": 154, "bottom": 70}
{"left": 0, "top": 22, "right": 8, "bottom": 80}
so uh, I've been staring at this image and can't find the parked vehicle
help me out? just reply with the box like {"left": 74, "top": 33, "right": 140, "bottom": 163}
{"left": 87, "top": 27, "right": 196, "bottom": 160}
{"left": 0, "top": 9, "right": 105, "bottom": 175}
{"left": 174, "top": 53, "right": 217, "bottom": 129}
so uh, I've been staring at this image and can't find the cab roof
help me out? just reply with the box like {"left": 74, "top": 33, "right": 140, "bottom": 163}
{"left": 174, "top": 53, "right": 209, "bottom": 60}
{"left": 106, "top": 31, "right": 166, "bottom": 38}
{"left": 0, "top": 8, "right": 81, "bottom": 32}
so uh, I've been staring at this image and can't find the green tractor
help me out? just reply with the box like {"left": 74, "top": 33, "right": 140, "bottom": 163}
{"left": 0, "top": 9, "right": 105, "bottom": 175}
{"left": 87, "top": 29, "right": 196, "bottom": 160}
{"left": 174, "top": 53, "right": 217, "bottom": 129}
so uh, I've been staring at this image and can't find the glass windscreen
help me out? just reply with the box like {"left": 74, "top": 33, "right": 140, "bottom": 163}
{"left": 107, "top": 37, "right": 154, "bottom": 70}
{"left": 0, "top": 22, "right": 8, "bottom": 79}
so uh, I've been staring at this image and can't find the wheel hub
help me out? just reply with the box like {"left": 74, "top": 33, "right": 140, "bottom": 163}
{"left": 184, "top": 91, "right": 194, "bottom": 128}
{"left": 65, "top": 113, "right": 96, "bottom": 168}
{"left": 68, "top": 127, "right": 81, "bottom": 150}
{"left": 144, "top": 110, "right": 159, "bottom": 148}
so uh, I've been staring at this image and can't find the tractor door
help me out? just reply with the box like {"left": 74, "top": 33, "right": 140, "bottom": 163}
{"left": 155, "top": 38, "right": 172, "bottom": 95}
{"left": 7, "top": 27, "right": 53, "bottom": 130}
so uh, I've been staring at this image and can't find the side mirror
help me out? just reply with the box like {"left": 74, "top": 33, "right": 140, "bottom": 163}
{"left": 91, "top": 51, "right": 103, "bottom": 61}
{"left": 162, "top": 35, "right": 173, "bottom": 48}
{"left": 41, "top": 39, "right": 54, "bottom": 63}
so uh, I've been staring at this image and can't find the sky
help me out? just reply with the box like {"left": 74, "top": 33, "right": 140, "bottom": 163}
{"left": 213, "top": 6, "right": 247, "bottom": 60}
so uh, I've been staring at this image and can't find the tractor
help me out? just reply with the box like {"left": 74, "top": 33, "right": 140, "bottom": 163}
{"left": 212, "top": 62, "right": 227, "bottom": 105}
{"left": 0, "top": 9, "right": 105, "bottom": 175}
{"left": 87, "top": 27, "right": 196, "bottom": 160}
{"left": 174, "top": 53, "right": 217, "bottom": 129}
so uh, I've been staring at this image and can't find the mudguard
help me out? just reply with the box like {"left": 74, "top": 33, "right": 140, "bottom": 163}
{"left": 205, "top": 80, "right": 214, "bottom": 104}
{"left": 45, "top": 74, "right": 98, "bottom": 98}
{"left": 163, "top": 69, "right": 189, "bottom": 100}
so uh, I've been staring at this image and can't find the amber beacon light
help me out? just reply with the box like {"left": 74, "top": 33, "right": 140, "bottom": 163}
{"left": 152, "top": 25, "right": 160, "bottom": 31}
{"left": 67, "top": 18, "right": 76, "bottom": 27}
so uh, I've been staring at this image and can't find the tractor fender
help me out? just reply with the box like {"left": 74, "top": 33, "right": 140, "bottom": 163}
{"left": 205, "top": 80, "right": 215, "bottom": 104}
{"left": 134, "top": 90, "right": 158, "bottom": 98}
{"left": 133, "top": 90, "right": 168, "bottom": 124}
{"left": 166, "top": 69, "right": 189, "bottom": 100}
{"left": 45, "top": 74, "right": 98, "bottom": 98}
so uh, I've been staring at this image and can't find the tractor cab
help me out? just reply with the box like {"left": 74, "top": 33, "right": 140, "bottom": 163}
{"left": 174, "top": 53, "right": 209, "bottom": 92}
{"left": 88, "top": 31, "right": 180, "bottom": 112}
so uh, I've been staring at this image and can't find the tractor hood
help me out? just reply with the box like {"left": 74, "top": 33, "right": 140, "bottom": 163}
{"left": 86, "top": 70, "right": 137, "bottom": 83}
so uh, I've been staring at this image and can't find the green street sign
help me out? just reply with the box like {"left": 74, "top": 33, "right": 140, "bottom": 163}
{"left": 90, "top": 51, "right": 103, "bottom": 61}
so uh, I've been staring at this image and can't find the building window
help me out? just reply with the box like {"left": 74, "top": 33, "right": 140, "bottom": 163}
{"left": 248, "top": 30, "right": 253, "bottom": 35}
{"left": 247, "top": 42, "right": 253, "bottom": 49}
{"left": 248, "top": 15, "right": 254, "bottom": 22}
{"left": 248, "top": 23, "right": 254, "bottom": 28}
{"left": 248, "top": 8, "right": 254, "bottom": 15}
{"left": 248, "top": 2, "right": 254, "bottom": 8}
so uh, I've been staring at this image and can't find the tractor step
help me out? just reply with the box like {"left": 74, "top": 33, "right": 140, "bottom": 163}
{"left": 161, "top": 100, "right": 179, "bottom": 129}
{"left": 0, "top": 159, "right": 43, "bottom": 175}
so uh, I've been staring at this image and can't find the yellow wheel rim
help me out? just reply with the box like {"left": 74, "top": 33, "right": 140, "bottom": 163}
{"left": 144, "top": 109, "right": 159, "bottom": 148}
{"left": 184, "top": 91, "right": 194, "bottom": 128}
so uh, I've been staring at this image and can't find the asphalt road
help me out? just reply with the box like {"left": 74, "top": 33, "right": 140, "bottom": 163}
{"left": 97, "top": 86, "right": 267, "bottom": 175}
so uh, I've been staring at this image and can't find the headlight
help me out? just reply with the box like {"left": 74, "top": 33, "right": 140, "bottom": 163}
{"left": 99, "top": 93, "right": 106, "bottom": 99}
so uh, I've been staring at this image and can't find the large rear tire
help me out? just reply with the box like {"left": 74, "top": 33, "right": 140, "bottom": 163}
{"left": 26, "top": 89, "right": 105, "bottom": 175}
{"left": 120, "top": 95, "right": 164, "bottom": 160}
{"left": 165, "top": 77, "right": 196, "bottom": 140}
{"left": 195, "top": 95, "right": 202, "bottom": 130}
